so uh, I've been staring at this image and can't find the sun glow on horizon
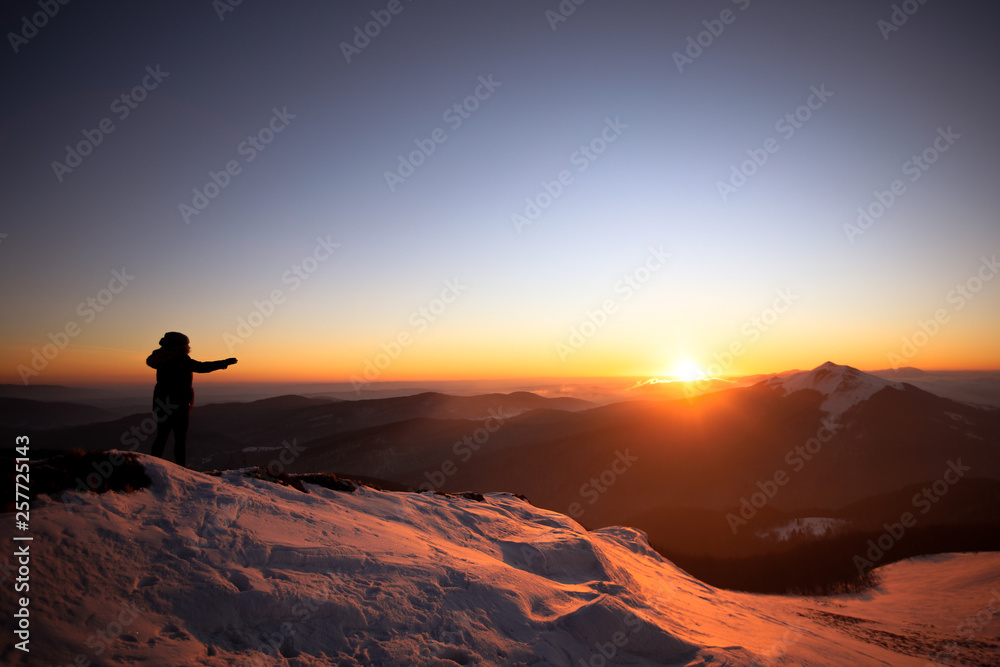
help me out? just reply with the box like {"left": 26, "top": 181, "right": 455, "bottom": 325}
{"left": 667, "top": 358, "right": 707, "bottom": 383}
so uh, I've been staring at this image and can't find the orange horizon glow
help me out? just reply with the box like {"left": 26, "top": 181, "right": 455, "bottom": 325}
{"left": 3, "top": 336, "right": 999, "bottom": 388}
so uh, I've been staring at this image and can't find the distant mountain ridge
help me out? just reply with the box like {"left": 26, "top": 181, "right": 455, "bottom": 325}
{"left": 0, "top": 390, "right": 594, "bottom": 469}
{"left": 0, "top": 396, "right": 114, "bottom": 429}
{"left": 759, "top": 361, "right": 906, "bottom": 419}
{"left": 3, "top": 363, "right": 998, "bottom": 579}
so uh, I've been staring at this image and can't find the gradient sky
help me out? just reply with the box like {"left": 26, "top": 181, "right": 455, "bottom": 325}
{"left": 2, "top": 0, "right": 998, "bottom": 386}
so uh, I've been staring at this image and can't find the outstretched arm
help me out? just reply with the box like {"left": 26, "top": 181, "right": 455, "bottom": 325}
{"left": 187, "top": 358, "right": 238, "bottom": 373}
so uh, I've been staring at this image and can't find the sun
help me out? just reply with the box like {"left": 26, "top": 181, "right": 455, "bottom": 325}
{"left": 668, "top": 358, "right": 706, "bottom": 382}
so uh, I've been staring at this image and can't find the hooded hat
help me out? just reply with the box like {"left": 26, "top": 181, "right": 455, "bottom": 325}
{"left": 158, "top": 332, "right": 190, "bottom": 348}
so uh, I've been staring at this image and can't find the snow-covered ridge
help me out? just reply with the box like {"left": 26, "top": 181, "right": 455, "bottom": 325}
{"left": 9, "top": 454, "right": 1000, "bottom": 666}
{"left": 761, "top": 361, "right": 904, "bottom": 419}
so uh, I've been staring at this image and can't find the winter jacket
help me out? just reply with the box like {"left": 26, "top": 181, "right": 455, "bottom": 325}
{"left": 146, "top": 347, "right": 231, "bottom": 409}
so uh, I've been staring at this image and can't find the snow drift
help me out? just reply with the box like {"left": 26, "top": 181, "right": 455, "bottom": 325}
{"left": 4, "top": 453, "right": 999, "bottom": 666}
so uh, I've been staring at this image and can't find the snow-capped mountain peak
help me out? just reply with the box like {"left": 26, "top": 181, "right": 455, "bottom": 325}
{"left": 761, "top": 361, "right": 904, "bottom": 419}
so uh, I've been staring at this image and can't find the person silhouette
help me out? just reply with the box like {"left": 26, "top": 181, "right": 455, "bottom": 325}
{"left": 146, "top": 332, "right": 237, "bottom": 467}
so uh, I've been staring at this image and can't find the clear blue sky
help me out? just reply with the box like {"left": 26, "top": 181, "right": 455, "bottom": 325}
{"left": 2, "top": 0, "right": 998, "bottom": 385}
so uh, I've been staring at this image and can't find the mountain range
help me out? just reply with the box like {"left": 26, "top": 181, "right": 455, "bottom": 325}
{"left": 3, "top": 362, "right": 998, "bottom": 592}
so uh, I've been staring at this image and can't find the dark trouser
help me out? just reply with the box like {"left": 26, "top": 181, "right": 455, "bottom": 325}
{"left": 151, "top": 406, "right": 191, "bottom": 467}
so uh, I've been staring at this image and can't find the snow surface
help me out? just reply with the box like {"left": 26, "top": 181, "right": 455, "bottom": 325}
{"left": 5, "top": 453, "right": 999, "bottom": 666}
{"left": 763, "top": 362, "right": 904, "bottom": 420}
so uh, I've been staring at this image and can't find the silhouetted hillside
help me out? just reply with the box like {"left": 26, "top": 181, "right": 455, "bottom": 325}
{"left": 0, "top": 397, "right": 114, "bottom": 429}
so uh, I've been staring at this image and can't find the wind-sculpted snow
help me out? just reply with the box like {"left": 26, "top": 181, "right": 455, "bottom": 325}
{"left": 5, "top": 453, "right": 999, "bottom": 666}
